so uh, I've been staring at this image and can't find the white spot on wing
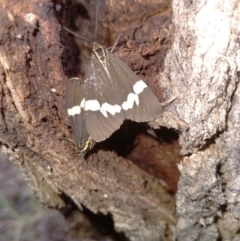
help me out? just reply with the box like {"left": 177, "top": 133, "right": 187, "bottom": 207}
{"left": 122, "top": 93, "right": 139, "bottom": 110}
{"left": 133, "top": 80, "right": 147, "bottom": 95}
{"left": 85, "top": 100, "right": 100, "bottom": 111}
{"left": 82, "top": 80, "right": 147, "bottom": 117}
{"left": 80, "top": 98, "right": 85, "bottom": 108}
{"left": 68, "top": 106, "right": 81, "bottom": 116}
{"left": 100, "top": 103, "right": 121, "bottom": 117}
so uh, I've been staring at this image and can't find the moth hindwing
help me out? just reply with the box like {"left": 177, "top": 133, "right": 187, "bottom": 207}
{"left": 66, "top": 43, "right": 163, "bottom": 145}
{"left": 66, "top": 77, "right": 95, "bottom": 152}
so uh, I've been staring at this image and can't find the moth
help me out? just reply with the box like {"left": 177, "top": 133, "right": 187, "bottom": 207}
{"left": 65, "top": 3, "right": 163, "bottom": 152}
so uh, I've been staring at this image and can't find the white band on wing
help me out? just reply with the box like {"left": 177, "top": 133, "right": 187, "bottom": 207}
{"left": 69, "top": 80, "right": 148, "bottom": 117}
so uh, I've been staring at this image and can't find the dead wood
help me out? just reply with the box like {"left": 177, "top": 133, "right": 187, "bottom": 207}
{"left": 0, "top": 0, "right": 176, "bottom": 241}
{"left": 0, "top": 0, "right": 239, "bottom": 241}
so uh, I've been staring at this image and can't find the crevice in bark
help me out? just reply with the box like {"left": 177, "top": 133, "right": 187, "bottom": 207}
{"left": 60, "top": 195, "right": 130, "bottom": 240}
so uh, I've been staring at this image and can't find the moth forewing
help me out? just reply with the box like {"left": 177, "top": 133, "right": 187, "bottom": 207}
{"left": 106, "top": 48, "right": 164, "bottom": 122}
{"left": 66, "top": 77, "right": 92, "bottom": 151}
{"left": 84, "top": 46, "right": 126, "bottom": 142}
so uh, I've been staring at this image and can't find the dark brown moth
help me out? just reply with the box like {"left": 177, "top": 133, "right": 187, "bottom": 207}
{"left": 65, "top": 2, "right": 163, "bottom": 152}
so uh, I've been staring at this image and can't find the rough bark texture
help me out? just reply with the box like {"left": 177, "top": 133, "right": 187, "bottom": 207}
{"left": 0, "top": 0, "right": 239, "bottom": 240}
{"left": 0, "top": 0, "right": 176, "bottom": 241}
{"left": 159, "top": 0, "right": 240, "bottom": 240}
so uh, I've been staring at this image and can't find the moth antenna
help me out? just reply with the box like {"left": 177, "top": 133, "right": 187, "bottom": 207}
{"left": 63, "top": 26, "right": 91, "bottom": 43}
{"left": 94, "top": 0, "right": 100, "bottom": 42}
{"left": 110, "top": 33, "right": 123, "bottom": 53}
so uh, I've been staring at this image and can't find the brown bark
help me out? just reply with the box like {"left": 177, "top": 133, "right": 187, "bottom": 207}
{"left": 160, "top": 0, "right": 240, "bottom": 240}
{"left": 0, "top": 0, "right": 176, "bottom": 241}
{"left": 1, "top": 0, "right": 239, "bottom": 240}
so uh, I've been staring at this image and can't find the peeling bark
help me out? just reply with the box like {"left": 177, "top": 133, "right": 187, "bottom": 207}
{"left": 1, "top": 0, "right": 239, "bottom": 240}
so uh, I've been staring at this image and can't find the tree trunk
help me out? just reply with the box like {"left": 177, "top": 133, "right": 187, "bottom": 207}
{"left": 163, "top": 0, "right": 240, "bottom": 240}
{"left": 0, "top": 0, "right": 239, "bottom": 241}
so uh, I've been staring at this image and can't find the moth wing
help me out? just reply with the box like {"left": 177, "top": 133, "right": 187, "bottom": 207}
{"left": 107, "top": 50, "right": 163, "bottom": 122}
{"left": 66, "top": 77, "right": 90, "bottom": 149}
{"left": 84, "top": 57, "right": 125, "bottom": 142}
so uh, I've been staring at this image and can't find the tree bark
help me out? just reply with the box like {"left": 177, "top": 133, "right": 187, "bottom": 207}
{"left": 160, "top": 0, "right": 240, "bottom": 240}
{"left": 0, "top": 0, "right": 175, "bottom": 241}
{"left": 0, "top": 0, "right": 239, "bottom": 241}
